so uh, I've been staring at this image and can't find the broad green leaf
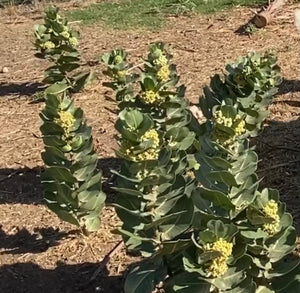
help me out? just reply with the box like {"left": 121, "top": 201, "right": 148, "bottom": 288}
{"left": 223, "top": 277, "right": 256, "bottom": 293}
{"left": 124, "top": 260, "right": 167, "bottom": 293}
{"left": 256, "top": 286, "right": 275, "bottom": 293}
{"left": 159, "top": 239, "right": 191, "bottom": 255}
{"left": 266, "top": 254, "right": 300, "bottom": 278}
{"left": 267, "top": 226, "right": 297, "bottom": 261}
{"left": 159, "top": 196, "right": 194, "bottom": 241}
{"left": 271, "top": 262, "right": 300, "bottom": 292}
{"left": 81, "top": 212, "right": 101, "bottom": 232}
{"left": 172, "top": 272, "right": 211, "bottom": 293}
{"left": 42, "top": 166, "right": 76, "bottom": 185}
{"left": 200, "top": 188, "right": 235, "bottom": 211}
{"left": 210, "top": 255, "right": 251, "bottom": 290}
{"left": 45, "top": 82, "right": 70, "bottom": 94}
{"left": 42, "top": 146, "right": 70, "bottom": 167}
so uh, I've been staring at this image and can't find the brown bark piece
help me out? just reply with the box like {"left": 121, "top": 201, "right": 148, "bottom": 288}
{"left": 253, "top": 0, "right": 285, "bottom": 28}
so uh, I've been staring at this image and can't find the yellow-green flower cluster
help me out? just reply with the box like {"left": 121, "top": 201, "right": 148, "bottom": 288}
{"left": 235, "top": 119, "right": 246, "bottom": 136}
{"left": 213, "top": 111, "right": 246, "bottom": 145}
{"left": 151, "top": 49, "right": 170, "bottom": 82}
{"left": 141, "top": 129, "right": 160, "bottom": 147}
{"left": 60, "top": 30, "right": 70, "bottom": 39}
{"left": 135, "top": 148, "right": 159, "bottom": 161}
{"left": 262, "top": 200, "right": 280, "bottom": 235}
{"left": 141, "top": 90, "right": 162, "bottom": 104}
{"left": 69, "top": 36, "right": 78, "bottom": 47}
{"left": 114, "top": 70, "right": 127, "bottom": 80}
{"left": 214, "top": 110, "right": 234, "bottom": 127}
{"left": 136, "top": 169, "right": 150, "bottom": 181}
{"left": 203, "top": 238, "right": 233, "bottom": 278}
{"left": 153, "top": 54, "right": 168, "bottom": 67}
{"left": 114, "top": 55, "right": 123, "bottom": 65}
{"left": 42, "top": 41, "right": 56, "bottom": 50}
{"left": 55, "top": 111, "right": 75, "bottom": 135}
{"left": 120, "top": 129, "right": 160, "bottom": 162}
{"left": 157, "top": 65, "right": 170, "bottom": 82}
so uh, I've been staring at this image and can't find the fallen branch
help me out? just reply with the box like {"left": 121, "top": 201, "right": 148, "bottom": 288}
{"left": 253, "top": 0, "right": 285, "bottom": 28}
{"left": 89, "top": 240, "right": 123, "bottom": 282}
{"left": 0, "top": 170, "right": 19, "bottom": 183}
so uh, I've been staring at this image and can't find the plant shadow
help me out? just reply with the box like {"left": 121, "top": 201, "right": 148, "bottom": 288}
{"left": 0, "top": 261, "right": 124, "bottom": 293}
{"left": 0, "top": 157, "right": 121, "bottom": 205}
{"left": 252, "top": 111, "right": 300, "bottom": 232}
{"left": 0, "top": 82, "right": 45, "bottom": 98}
{"left": 278, "top": 78, "right": 300, "bottom": 95}
{"left": 0, "top": 226, "right": 78, "bottom": 255}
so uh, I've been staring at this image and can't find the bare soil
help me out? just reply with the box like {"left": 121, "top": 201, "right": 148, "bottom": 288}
{"left": 1, "top": 3, "right": 300, "bottom": 293}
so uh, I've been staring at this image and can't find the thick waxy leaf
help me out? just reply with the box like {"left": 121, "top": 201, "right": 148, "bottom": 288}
{"left": 266, "top": 254, "right": 300, "bottom": 278}
{"left": 240, "top": 229, "right": 268, "bottom": 240}
{"left": 80, "top": 212, "right": 102, "bottom": 232}
{"left": 255, "top": 286, "right": 274, "bottom": 293}
{"left": 45, "top": 82, "right": 70, "bottom": 95}
{"left": 200, "top": 188, "right": 235, "bottom": 211}
{"left": 267, "top": 226, "right": 297, "bottom": 261}
{"left": 46, "top": 203, "right": 80, "bottom": 227}
{"left": 172, "top": 272, "right": 211, "bottom": 293}
{"left": 197, "top": 251, "right": 222, "bottom": 264}
{"left": 223, "top": 277, "right": 256, "bottom": 293}
{"left": 271, "top": 262, "right": 300, "bottom": 292}
{"left": 159, "top": 239, "right": 191, "bottom": 255}
{"left": 42, "top": 166, "right": 76, "bottom": 185}
{"left": 124, "top": 260, "right": 167, "bottom": 293}
{"left": 42, "top": 146, "right": 71, "bottom": 167}
{"left": 159, "top": 196, "right": 194, "bottom": 241}
{"left": 210, "top": 256, "right": 251, "bottom": 290}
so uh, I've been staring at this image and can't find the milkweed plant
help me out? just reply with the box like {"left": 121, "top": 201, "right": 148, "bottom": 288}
{"left": 34, "top": 5, "right": 300, "bottom": 292}
{"left": 34, "top": 5, "right": 94, "bottom": 94}
{"left": 103, "top": 44, "right": 300, "bottom": 293}
{"left": 35, "top": 6, "right": 105, "bottom": 235}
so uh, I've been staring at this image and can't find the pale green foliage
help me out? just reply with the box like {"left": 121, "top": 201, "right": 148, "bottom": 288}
{"left": 35, "top": 7, "right": 105, "bottom": 234}
{"left": 104, "top": 44, "right": 300, "bottom": 293}
{"left": 40, "top": 93, "right": 106, "bottom": 233}
{"left": 103, "top": 43, "right": 197, "bottom": 291}
{"left": 200, "top": 51, "right": 282, "bottom": 140}
{"left": 34, "top": 5, "right": 94, "bottom": 94}
{"left": 34, "top": 5, "right": 79, "bottom": 55}
{"left": 185, "top": 52, "right": 299, "bottom": 292}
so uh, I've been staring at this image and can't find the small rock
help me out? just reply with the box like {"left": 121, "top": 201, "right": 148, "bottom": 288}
{"left": 2, "top": 67, "right": 8, "bottom": 73}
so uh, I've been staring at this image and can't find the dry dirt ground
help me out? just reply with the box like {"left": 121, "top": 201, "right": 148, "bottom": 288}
{"left": 1, "top": 2, "right": 300, "bottom": 293}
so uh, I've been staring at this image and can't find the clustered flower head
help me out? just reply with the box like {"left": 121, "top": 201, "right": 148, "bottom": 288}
{"left": 157, "top": 65, "right": 170, "bottom": 82}
{"left": 151, "top": 49, "right": 170, "bottom": 82}
{"left": 262, "top": 200, "right": 280, "bottom": 235}
{"left": 213, "top": 110, "right": 246, "bottom": 145}
{"left": 203, "top": 238, "right": 233, "bottom": 278}
{"left": 60, "top": 30, "right": 70, "bottom": 39}
{"left": 235, "top": 118, "right": 246, "bottom": 136}
{"left": 141, "top": 90, "right": 162, "bottom": 104}
{"left": 114, "top": 55, "right": 123, "bottom": 65}
{"left": 55, "top": 111, "right": 75, "bottom": 135}
{"left": 114, "top": 70, "right": 127, "bottom": 80}
{"left": 214, "top": 110, "right": 234, "bottom": 127}
{"left": 120, "top": 129, "right": 160, "bottom": 162}
{"left": 69, "top": 36, "right": 78, "bottom": 48}
{"left": 153, "top": 54, "right": 168, "bottom": 67}
{"left": 35, "top": 7, "right": 79, "bottom": 54}
{"left": 42, "top": 41, "right": 56, "bottom": 50}
{"left": 141, "top": 129, "right": 160, "bottom": 147}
